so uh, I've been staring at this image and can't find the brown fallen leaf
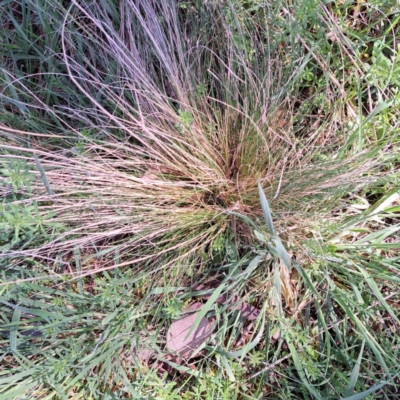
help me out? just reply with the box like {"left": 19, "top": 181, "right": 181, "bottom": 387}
{"left": 161, "top": 284, "right": 262, "bottom": 368}
{"left": 137, "top": 348, "right": 154, "bottom": 361}
{"left": 166, "top": 302, "right": 213, "bottom": 359}
{"left": 230, "top": 301, "right": 260, "bottom": 321}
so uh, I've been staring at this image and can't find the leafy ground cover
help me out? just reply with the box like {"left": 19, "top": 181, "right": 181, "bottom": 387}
{"left": 0, "top": 0, "right": 399, "bottom": 398}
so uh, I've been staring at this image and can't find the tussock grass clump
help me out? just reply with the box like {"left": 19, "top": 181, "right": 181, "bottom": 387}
{"left": 1, "top": 0, "right": 399, "bottom": 398}
{"left": 1, "top": 0, "right": 378, "bottom": 275}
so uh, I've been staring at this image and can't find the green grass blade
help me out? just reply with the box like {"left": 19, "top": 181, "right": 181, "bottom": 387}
{"left": 225, "top": 308, "right": 265, "bottom": 359}
{"left": 344, "top": 340, "right": 365, "bottom": 397}
{"left": 258, "top": 181, "right": 275, "bottom": 236}
{"left": 184, "top": 281, "right": 227, "bottom": 341}
{"left": 287, "top": 340, "right": 323, "bottom": 400}
{"left": 272, "top": 236, "right": 292, "bottom": 272}
{"left": 219, "top": 354, "right": 236, "bottom": 382}
{"left": 332, "top": 287, "right": 391, "bottom": 377}
{"left": 34, "top": 154, "right": 55, "bottom": 196}
{"left": 355, "top": 266, "right": 400, "bottom": 325}
{"left": 343, "top": 371, "right": 400, "bottom": 400}
{"left": 10, "top": 307, "right": 22, "bottom": 353}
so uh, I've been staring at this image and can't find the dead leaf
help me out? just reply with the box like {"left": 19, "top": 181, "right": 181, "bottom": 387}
{"left": 271, "top": 328, "right": 281, "bottom": 344}
{"left": 230, "top": 302, "right": 260, "bottom": 321}
{"left": 137, "top": 348, "right": 154, "bottom": 361}
{"left": 279, "top": 264, "right": 296, "bottom": 312}
{"left": 166, "top": 302, "right": 213, "bottom": 359}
